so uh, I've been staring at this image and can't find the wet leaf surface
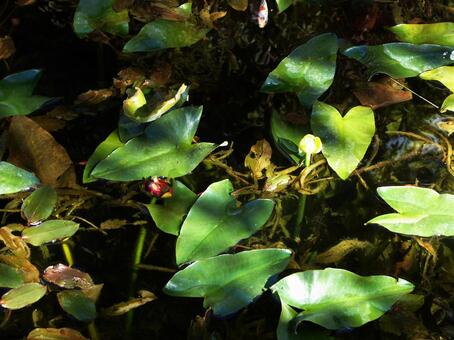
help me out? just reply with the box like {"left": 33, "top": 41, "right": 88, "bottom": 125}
{"left": 0, "top": 161, "right": 39, "bottom": 195}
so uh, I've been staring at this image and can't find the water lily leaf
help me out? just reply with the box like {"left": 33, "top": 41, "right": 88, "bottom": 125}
{"left": 0, "top": 282, "right": 47, "bottom": 310}
{"left": 27, "top": 327, "right": 89, "bottom": 340}
{"left": 0, "top": 70, "right": 53, "bottom": 117}
{"left": 261, "top": 33, "right": 338, "bottom": 107}
{"left": 91, "top": 106, "right": 216, "bottom": 181}
{"left": 420, "top": 66, "right": 454, "bottom": 91}
{"left": 311, "top": 102, "right": 375, "bottom": 180}
{"left": 0, "top": 161, "right": 39, "bottom": 195}
{"left": 57, "top": 290, "right": 97, "bottom": 322}
{"left": 73, "top": 0, "right": 129, "bottom": 38}
{"left": 441, "top": 94, "right": 454, "bottom": 113}
{"left": 146, "top": 180, "right": 197, "bottom": 235}
{"left": 343, "top": 43, "right": 454, "bottom": 78}
{"left": 164, "top": 248, "right": 292, "bottom": 316}
{"left": 176, "top": 179, "right": 275, "bottom": 265}
{"left": 43, "top": 264, "right": 94, "bottom": 289}
{"left": 367, "top": 186, "right": 454, "bottom": 236}
{"left": 83, "top": 130, "right": 124, "bottom": 183}
{"left": 272, "top": 268, "right": 414, "bottom": 330}
{"left": 388, "top": 23, "right": 454, "bottom": 47}
{"left": 21, "top": 185, "right": 57, "bottom": 225}
{"left": 0, "top": 263, "right": 24, "bottom": 288}
{"left": 22, "top": 220, "right": 79, "bottom": 246}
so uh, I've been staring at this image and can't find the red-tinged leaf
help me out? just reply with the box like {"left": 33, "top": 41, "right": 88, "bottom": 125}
{"left": 353, "top": 79, "right": 413, "bottom": 110}
{"left": 43, "top": 264, "right": 94, "bottom": 289}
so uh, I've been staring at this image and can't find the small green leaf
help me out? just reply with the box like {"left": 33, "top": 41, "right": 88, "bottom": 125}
{"left": 164, "top": 248, "right": 292, "bottom": 316}
{"left": 83, "top": 130, "right": 124, "bottom": 183}
{"left": 57, "top": 290, "right": 97, "bottom": 322}
{"left": 0, "top": 263, "right": 24, "bottom": 288}
{"left": 276, "top": 0, "right": 293, "bottom": 13}
{"left": 261, "top": 33, "right": 338, "bottom": 107}
{"left": 441, "top": 94, "right": 454, "bottom": 113}
{"left": 176, "top": 179, "right": 275, "bottom": 264}
{"left": 419, "top": 66, "right": 454, "bottom": 92}
{"left": 272, "top": 268, "right": 414, "bottom": 330}
{"left": 367, "top": 186, "right": 454, "bottom": 236}
{"left": 146, "top": 181, "right": 197, "bottom": 235}
{"left": 343, "top": 43, "right": 454, "bottom": 78}
{"left": 0, "top": 161, "right": 40, "bottom": 195}
{"left": 21, "top": 186, "right": 57, "bottom": 225}
{"left": 311, "top": 102, "right": 375, "bottom": 180}
{"left": 388, "top": 22, "right": 454, "bottom": 47}
{"left": 91, "top": 106, "right": 216, "bottom": 181}
{"left": 1, "top": 283, "right": 47, "bottom": 310}
{"left": 22, "top": 220, "right": 79, "bottom": 246}
{"left": 0, "top": 70, "right": 53, "bottom": 117}
{"left": 73, "top": 0, "right": 129, "bottom": 37}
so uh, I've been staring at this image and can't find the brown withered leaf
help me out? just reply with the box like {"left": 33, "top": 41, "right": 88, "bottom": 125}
{"left": 316, "top": 239, "right": 373, "bottom": 264}
{"left": 100, "top": 219, "right": 127, "bottom": 230}
{"left": 199, "top": 7, "right": 227, "bottom": 28}
{"left": 0, "top": 36, "right": 15, "bottom": 60}
{"left": 8, "top": 116, "right": 77, "bottom": 188}
{"left": 16, "top": 0, "right": 36, "bottom": 6}
{"left": 27, "top": 327, "right": 89, "bottom": 340}
{"left": 353, "top": 78, "right": 412, "bottom": 110}
{"left": 31, "top": 116, "right": 67, "bottom": 132}
{"left": 76, "top": 89, "right": 114, "bottom": 105}
{"left": 0, "top": 227, "right": 30, "bottom": 258}
{"left": 0, "top": 254, "right": 40, "bottom": 283}
{"left": 43, "top": 264, "right": 94, "bottom": 289}
{"left": 227, "top": 0, "right": 248, "bottom": 11}
{"left": 102, "top": 290, "right": 157, "bottom": 317}
{"left": 244, "top": 139, "right": 272, "bottom": 179}
{"left": 149, "top": 62, "right": 172, "bottom": 87}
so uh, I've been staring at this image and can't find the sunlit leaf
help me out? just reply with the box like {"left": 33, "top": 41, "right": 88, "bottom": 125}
{"left": 272, "top": 268, "right": 414, "bottom": 329}
{"left": 27, "top": 327, "right": 89, "bottom": 340}
{"left": 176, "top": 180, "right": 275, "bottom": 264}
{"left": 57, "top": 290, "right": 97, "bottom": 322}
{"left": 43, "top": 264, "right": 94, "bottom": 289}
{"left": 0, "top": 161, "right": 39, "bottom": 195}
{"left": 146, "top": 180, "right": 197, "bottom": 235}
{"left": 367, "top": 186, "right": 454, "bottom": 236}
{"left": 388, "top": 22, "right": 454, "bottom": 47}
{"left": 22, "top": 220, "right": 79, "bottom": 246}
{"left": 311, "top": 102, "right": 375, "bottom": 180}
{"left": 0, "top": 263, "right": 24, "bottom": 288}
{"left": 0, "top": 282, "right": 46, "bottom": 310}
{"left": 91, "top": 106, "right": 216, "bottom": 181}
{"left": 420, "top": 66, "right": 454, "bottom": 91}
{"left": 164, "top": 248, "right": 292, "bottom": 316}
{"left": 261, "top": 33, "right": 338, "bottom": 107}
{"left": 73, "top": 0, "right": 129, "bottom": 37}
{"left": 21, "top": 186, "right": 57, "bottom": 225}
{"left": 343, "top": 43, "right": 454, "bottom": 78}
{"left": 441, "top": 94, "right": 454, "bottom": 113}
{"left": 0, "top": 70, "right": 53, "bottom": 117}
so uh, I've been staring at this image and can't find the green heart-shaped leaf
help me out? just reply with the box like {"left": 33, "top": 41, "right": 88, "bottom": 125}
{"left": 1, "top": 283, "right": 47, "bottom": 310}
{"left": 388, "top": 22, "right": 454, "bottom": 47}
{"left": 343, "top": 43, "right": 454, "bottom": 78}
{"left": 441, "top": 94, "right": 454, "bottom": 113}
{"left": 21, "top": 185, "right": 57, "bottom": 225}
{"left": 0, "top": 263, "right": 24, "bottom": 288}
{"left": 57, "top": 290, "right": 97, "bottom": 322}
{"left": 164, "top": 248, "right": 292, "bottom": 316}
{"left": 311, "top": 102, "right": 375, "bottom": 180}
{"left": 367, "top": 186, "right": 454, "bottom": 236}
{"left": 272, "top": 268, "right": 414, "bottom": 330}
{"left": 91, "top": 106, "right": 216, "bottom": 181}
{"left": 146, "top": 180, "right": 197, "bottom": 235}
{"left": 22, "top": 220, "right": 79, "bottom": 246}
{"left": 420, "top": 66, "right": 454, "bottom": 92}
{"left": 176, "top": 179, "right": 275, "bottom": 264}
{"left": 0, "top": 161, "right": 40, "bottom": 195}
{"left": 73, "top": 0, "right": 129, "bottom": 37}
{"left": 0, "top": 70, "right": 53, "bottom": 117}
{"left": 261, "top": 33, "right": 338, "bottom": 107}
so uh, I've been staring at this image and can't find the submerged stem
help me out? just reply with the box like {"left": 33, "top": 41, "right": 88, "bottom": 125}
{"left": 294, "top": 153, "right": 312, "bottom": 242}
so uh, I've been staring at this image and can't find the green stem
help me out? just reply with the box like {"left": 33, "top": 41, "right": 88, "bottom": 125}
{"left": 294, "top": 153, "right": 312, "bottom": 242}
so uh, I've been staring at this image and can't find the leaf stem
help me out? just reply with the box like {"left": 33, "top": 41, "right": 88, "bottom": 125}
{"left": 294, "top": 153, "right": 312, "bottom": 242}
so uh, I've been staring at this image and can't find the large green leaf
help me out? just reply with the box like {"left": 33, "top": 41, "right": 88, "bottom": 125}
{"left": 0, "top": 161, "right": 40, "bottom": 195}
{"left": 367, "top": 186, "right": 454, "bottom": 236}
{"left": 146, "top": 180, "right": 197, "bottom": 236}
{"left": 311, "top": 102, "right": 375, "bottom": 180}
{"left": 22, "top": 220, "right": 79, "bottom": 246}
{"left": 0, "top": 263, "right": 24, "bottom": 288}
{"left": 175, "top": 180, "right": 275, "bottom": 264}
{"left": 272, "top": 268, "right": 414, "bottom": 330}
{"left": 91, "top": 106, "right": 216, "bottom": 181}
{"left": 0, "top": 283, "right": 47, "bottom": 310}
{"left": 261, "top": 33, "right": 338, "bottom": 107}
{"left": 419, "top": 66, "right": 454, "bottom": 91}
{"left": 164, "top": 248, "right": 292, "bottom": 316}
{"left": 388, "top": 23, "right": 454, "bottom": 47}
{"left": 21, "top": 185, "right": 57, "bottom": 225}
{"left": 0, "top": 70, "right": 53, "bottom": 117}
{"left": 83, "top": 130, "right": 124, "bottom": 183}
{"left": 57, "top": 290, "right": 97, "bottom": 322}
{"left": 343, "top": 43, "right": 454, "bottom": 78}
{"left": 73, "top": 0, "right": 129, "bottom": 38}
{"left": 441, "top": 94, "right": 454, "bottom": 113}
